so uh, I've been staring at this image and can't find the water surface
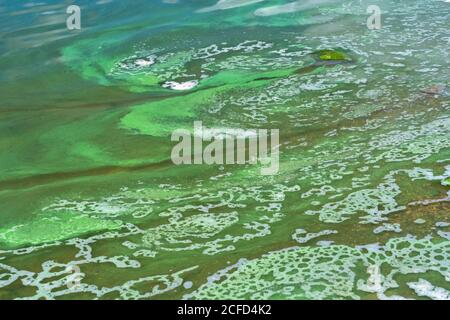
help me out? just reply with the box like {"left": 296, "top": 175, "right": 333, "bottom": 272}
{"left": 0, "top": 0, "right": 449, "bottom": 300}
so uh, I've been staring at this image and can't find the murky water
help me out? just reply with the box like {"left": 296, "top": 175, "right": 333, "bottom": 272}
{"left": 0, "top": 0, "right": 449, "bottom": 300}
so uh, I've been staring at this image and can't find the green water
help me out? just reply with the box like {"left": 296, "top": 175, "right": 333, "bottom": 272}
{"left": 0, "top": 0, "right": 449, "bottom": 300}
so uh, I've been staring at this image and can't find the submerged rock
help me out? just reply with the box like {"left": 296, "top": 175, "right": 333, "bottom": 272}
{"left": 310, "top": 49, "right": 353, "bottom": 67}
{"left": 293, "top": 49, "right": 354, "bottom": 75}
{"left": 420, "top": 84, "right": 448, "bottom": 96}
{"left": 316, "top": 49, "right": 348, "bottom": 61}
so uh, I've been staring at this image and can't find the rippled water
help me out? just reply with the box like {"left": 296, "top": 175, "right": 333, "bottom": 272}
{"left": 0, "top": 0, "right": 449, "bottom": 300}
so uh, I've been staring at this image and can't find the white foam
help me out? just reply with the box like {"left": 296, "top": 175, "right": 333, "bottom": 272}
{"left": 198, "top": 0, "right": 265, "bottom": 13}
{"left": 163, "top": 80, "right": 198, "bottom": 91}
{"left": 408, "top": 279, "right": 450, "bottom": 300}
{"left": 254, "top": 0, "right": 342, "bottom": 16}
{"left": 134, "top": 58, "right": 155, "bottom": 67}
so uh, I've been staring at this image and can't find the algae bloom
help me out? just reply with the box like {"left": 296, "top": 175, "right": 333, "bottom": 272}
{"left": 0, "top": 0, "right": 449, "bottom": 301}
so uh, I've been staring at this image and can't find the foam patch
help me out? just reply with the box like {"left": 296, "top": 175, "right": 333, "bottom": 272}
{"left": 186, "top": 236, "right": 450, "bottom": 300}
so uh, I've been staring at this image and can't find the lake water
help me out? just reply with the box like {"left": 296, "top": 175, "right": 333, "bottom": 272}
{"left": 0, "top": 0, "right": 449, "bottom": 300}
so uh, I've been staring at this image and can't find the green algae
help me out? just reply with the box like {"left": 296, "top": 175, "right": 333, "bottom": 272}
{"left": 315, "top": 49, "right": 350, "bottom": 62}
{"left": 0, "top": 212, "right": 122, "bottom": 249}
{"left": 120, "top": 67, "right": 296, "bottom": 137}
{"left": 61, "top": 36, "right": 121, "bottom": 87}
{"left": 121, "top": 87, "right": 217, "bottom": 137}
{"left": 200, "top": 68, "right": 296, "bottom": 87}
{"left": 443, "top": 177, "right": 450, "bottom": 186}
{"left": 62, "top": 34, "right": 163, "bottom": 93}
{"left": 70, "top": 142, "right": 113, "bottom": 164}
{"left": 343, "top": 104, "right": 385, "bottom": 119}
{"left": 1, "top": 0, "right": 450, "bottom": 301}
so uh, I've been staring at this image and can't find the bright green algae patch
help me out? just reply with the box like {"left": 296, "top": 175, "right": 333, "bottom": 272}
{"left": 0, "top": 212, "right": 122, "bottom": 249}
{"left": 120, "top": 68, "right": 295, "bottom": 137}
{"left": 61, "top": 33, "right": 165, "bottom": 93}
{"left": 121, "top": 87, "right": 215, "bottom": 137}
{"left": 315, "top": 49, "right": 350, "bottom": 62}
{"left": 443, "top": 177, "right": 450, "bottom": 186}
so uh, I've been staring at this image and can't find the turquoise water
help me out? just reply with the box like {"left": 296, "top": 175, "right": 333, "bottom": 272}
{"left": 0, "top": 0, "right": 449, "bottom": 300}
